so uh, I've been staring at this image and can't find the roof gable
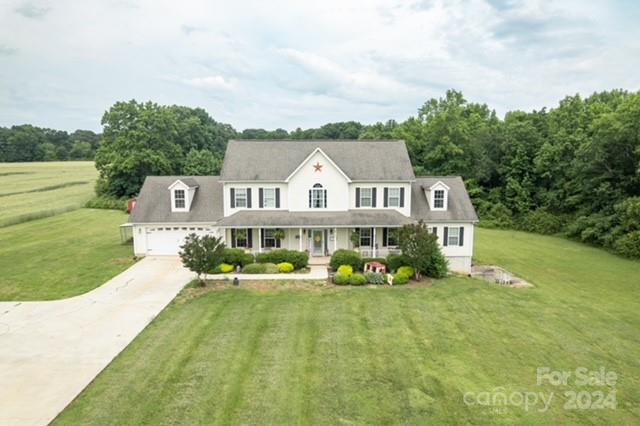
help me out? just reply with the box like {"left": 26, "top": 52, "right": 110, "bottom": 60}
{"left": 285, "top": 147, "right": 351, "bottom": 182}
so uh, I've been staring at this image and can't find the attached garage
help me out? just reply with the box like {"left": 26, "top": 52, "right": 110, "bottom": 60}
{"left": 134, "top": 225, "right": 217, "bottom": 256}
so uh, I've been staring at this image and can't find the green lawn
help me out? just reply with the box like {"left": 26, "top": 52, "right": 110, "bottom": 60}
{"left": 55, "top": 228, "right": 640, "bottom": 425}
{"left": 0, "top": 209, "right": 135, "bottom": 300}
{"left": 0, "top": 161, "right": 97, "bottom": 227}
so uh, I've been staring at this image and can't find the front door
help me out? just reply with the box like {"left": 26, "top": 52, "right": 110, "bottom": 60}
{"left": 312, "top": 229, "right": 324, "bottom": 256}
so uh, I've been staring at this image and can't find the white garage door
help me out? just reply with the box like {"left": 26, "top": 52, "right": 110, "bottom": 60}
{"left": 145, "top": 226, "right": 213, "bottom": 255}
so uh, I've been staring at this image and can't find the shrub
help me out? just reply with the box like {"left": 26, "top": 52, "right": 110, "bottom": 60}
{"left": 392, "top": 273, "right": 410, "bottom": 285}
{"left": 425, "top": 250, "right": 448, "bottom": 278}
{"left": 241, "top": 263, "right": 266, "bottom": 274}
{"left": 255, "top": 249, "right": 309, "bottom": 270}
{"left": 386, "top": 253, "right": 411, "bottom": 272}
{"left": 179, "top": 234, "right": 226, "bottom": 282}
{"left": 263, "top": 263, "right": 280, "bottom": 274}
{"left": 334, "top": 272, "right": 350, "bottom": 285}
{"left": 330, "top": 249, "right": 362, "bottom": 271}
{"left": 337, "top": 264, "right": 353, "bottom": 276}
{"left": 364, "top": 271, "right": 386, "bottom": 285}
{"left": 278, "top": 262, "right": 295, "bottom": 273}
{"left": 397, "top": 266, "right": 415, "bottom": 278}
{"left": 85, "top": 196, "right": 128, "bottom": 212}
{"left": 222, "top": 248, "right": 254, "bottom": 267}
{"left": 349, "top": 273, "right": 367, "bottom": 286}
{"left": 614, "top": 231, "right": 640, "bottom": 259}
{"left": 210, "top": 262, "right": 236, "bottom": 274}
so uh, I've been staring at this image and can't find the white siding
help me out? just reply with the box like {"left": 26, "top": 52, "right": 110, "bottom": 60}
{"left": 348, "top": 183, "right": 412, "bottom": 216}
{"left": 224, "top": 183, "right": 288, "bottom": 216}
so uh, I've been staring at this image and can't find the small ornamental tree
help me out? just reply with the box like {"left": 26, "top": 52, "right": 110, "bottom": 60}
{"left": 398, "top": 221, "right": 447, "bottom": 279}
{"left": 179, "top": 234, "right": 226, "bottom": 283}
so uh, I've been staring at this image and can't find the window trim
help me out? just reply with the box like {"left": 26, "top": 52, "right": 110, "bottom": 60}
{"left": 359, "top": 227, "right": 372, "bottom": 247}
{"left": 262, "top": 228, "right": 277, "bottom": 248}
{"left": 262, "top": 188, "right": 276, "bottom": 208}
{"left": 234, "top": 228, "right": 248, "bottom": 248}
{"left": 447, "top": 226, "right": 459, "bottom": 246}
{"left": 359, "top": 188, "right": 373, "bottom": 208}
{"left": 387, "top": 188, "right": 400, "bottom": 208}
{"left": 174, "top": 189, "right": 186, "bottom": 209}
{"left": 431, "top": 187, "right": 447, "bottom": 211}
{"left": 385, "top": 227, "right": 399, "bottom": 247}
{"left": 234, "top": 188, "right": 248, "bottom": 208}
{"left": 309, "top": 183, "right": 326, "bottom": 209}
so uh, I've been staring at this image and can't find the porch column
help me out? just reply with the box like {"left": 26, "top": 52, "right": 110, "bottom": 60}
{"left": 298, "top": 228, "right": 302, "bottom": 251}
{"left": 258, "top": 228, "right": 262, "bottom": 253}
{"left": 334, "top": 227, "right": 337, "bottom": 252}
{"left": 372, "top": 227, "right": 377, "bottom": 257}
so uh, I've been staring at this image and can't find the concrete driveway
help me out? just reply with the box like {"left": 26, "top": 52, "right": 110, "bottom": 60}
{"left": 0, "top": 256, "right": 193, "bottom": 426}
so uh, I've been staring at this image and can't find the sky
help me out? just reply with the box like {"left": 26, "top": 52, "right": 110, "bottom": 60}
{"left": 0, "top": 0, "right": 639, "bottom": 132}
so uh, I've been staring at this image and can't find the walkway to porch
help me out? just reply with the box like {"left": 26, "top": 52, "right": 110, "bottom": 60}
{"left": 309, "top": 256, "right": 331, "bottom": 266}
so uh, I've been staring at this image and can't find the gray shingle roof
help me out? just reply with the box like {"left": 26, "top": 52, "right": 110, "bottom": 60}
{"left": 128, "top": 176, "right": 223, "bottom": 223}
{"left": 411, "top": 177, "right": 478, "bottom": 222}
{"left": 179, "top": 177, "right": 199, "bottom": 188}
{"left": 216, "top": 209, "right": 414, "bottom": 227}
{"left": 219, "top": 140, "right": 415, "bottom": 181}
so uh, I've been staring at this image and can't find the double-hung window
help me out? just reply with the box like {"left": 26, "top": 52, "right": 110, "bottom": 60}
{"left": 262, "top": 229, "right": 277, "bottom": 248}
{"left": 359, "top": 228, "right": 372, "bottom": 247}
{"left": 385, "top": 228, "right": 399, "bottom": 246}
{"left": 174, "top": 189, "right": 185, "bottom": 209}
{"left": 263, "top": 188, "right": 276, "bottom": 208}
{"left": 447, "top": 227, "right": 459, "bottom": 246}
{"left": 434, "top": 189, "right": 445, "bottom": 209}
{"left": 387, "top": 188, "right": 400, "bottom": 207}
{"left": 234, "top": 229, "right": 248, "bottom": 248}
{"left": 234, "top": 188, "right": 248, "bottom": 208}
{"left": 309, "top": 184, "right": 326, "bottom": 209}
{"left": 359, "top": 188, "right": 373, "bottom": 207}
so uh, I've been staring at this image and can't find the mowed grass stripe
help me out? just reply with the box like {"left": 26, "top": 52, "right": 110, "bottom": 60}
{"left": 0, "top": 161, "right": 97, "bottom": 226}
{"left": 0, "top": 209, "right": 134, "bottom": 300}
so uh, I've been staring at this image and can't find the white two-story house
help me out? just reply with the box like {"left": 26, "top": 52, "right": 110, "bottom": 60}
{"left": 128, "top": 140, "right": 478, "bottom": 272}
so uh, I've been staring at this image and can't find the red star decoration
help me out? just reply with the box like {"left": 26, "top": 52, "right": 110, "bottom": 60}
{"left": 313, "top": 162, "right": 323, "bottom": 172}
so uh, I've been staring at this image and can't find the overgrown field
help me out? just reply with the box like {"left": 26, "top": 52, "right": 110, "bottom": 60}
{"left": 56, "top": 229, "right": 640, "bottom": 425}
{"left": 0, "top": 209, "right": 135, "bottom": 300}
{"left": 0, "top": 161, "right": 97, "bottom": 227}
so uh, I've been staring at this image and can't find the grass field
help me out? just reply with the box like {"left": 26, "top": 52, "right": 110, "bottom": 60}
{"left": 0, "top": 209, "right": 135, "bottom": 300}
{"left": 0, "top": 161, "right": 97, "bottom": 227}
{"left": 55, "top": 228, "right": 640, "bottom": 425}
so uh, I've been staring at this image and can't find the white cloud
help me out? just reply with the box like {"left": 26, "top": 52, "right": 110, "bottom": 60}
{"left": 0, "top": 0, "right": 638, "bottom": 131}
{"left": 181, "top": 75, "right": 235, "bottom": 91}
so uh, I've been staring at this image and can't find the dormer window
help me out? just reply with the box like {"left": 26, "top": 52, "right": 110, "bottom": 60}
{"left": 433, "top": 189, "right": 445, "bottom": 209}
{"left": 174, "top": 189, "right": 185, "bottom": 209}
{"left": 429, "top": 181, "right": 449, "bottom": 211}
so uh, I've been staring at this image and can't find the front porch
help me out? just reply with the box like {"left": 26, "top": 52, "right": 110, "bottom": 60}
{"left": 223, "top": 227, "right": 402, "bottom": 258}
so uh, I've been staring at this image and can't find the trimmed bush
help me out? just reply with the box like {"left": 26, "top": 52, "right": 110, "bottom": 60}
{"left": 278, "top": 262, "right": 295, "bottom": 273}
{"left": 397, "top": 266, "right": 415, "bottom": 278}
{"left": 392, "top": 273, "right": 410, "bottom": 285}
{"left": 334, "top": 273, "right": 350, "bottom": 285}
{"left": 263, "top": 263, "right": 279, "bottom": 274}
{"left": 241, "top": 263, "right": 266, "bottom": 274}
{"left": 330, "top": 249, "right": 362, "bottom": 271}
{"left": 213, "top": 263, "right": 236, "bottom": 274}
{"left": 365, "top": 271, "right": 386, "bottom": 285}
{"left": 386, "top": 253, "right": 412, "bottom": 272}
{"left": 337, "top": 264, "right": 353, "bottom": 276}
{"left": 255, "top": 249, "right": 309, "bottom": 270}
{"left": 349, "top": 273, "right": 367, "bottom": 286}
{"left": 222, "top": 248, "right": 254, "bottom": 267}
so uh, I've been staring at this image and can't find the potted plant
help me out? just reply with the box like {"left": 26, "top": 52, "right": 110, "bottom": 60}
{"left": 273, "top": 229, "right": 285, "bottom": 245}
{"left": 350, "top": 229, "right": 360, "bottom": 249}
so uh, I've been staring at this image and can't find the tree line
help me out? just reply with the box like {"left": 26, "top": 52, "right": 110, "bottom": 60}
{"left": 0, "top": 125, "right": 101, "bottom": 162}
{"left": 2, "top": 90, "right": 639, "bottom": 258}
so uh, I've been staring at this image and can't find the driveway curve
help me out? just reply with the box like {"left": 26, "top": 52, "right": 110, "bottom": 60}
{"left": 0, "top": 256, "right": 193, "bottom": 426}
